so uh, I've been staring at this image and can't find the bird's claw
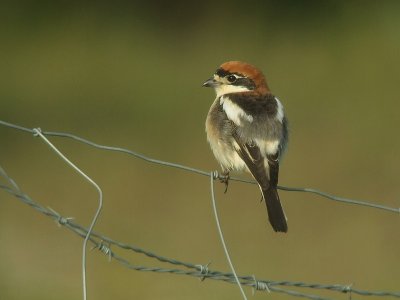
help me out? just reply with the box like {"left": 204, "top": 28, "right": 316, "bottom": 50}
{"left": 219, "top": 172, "right": 230, "bottom": 193}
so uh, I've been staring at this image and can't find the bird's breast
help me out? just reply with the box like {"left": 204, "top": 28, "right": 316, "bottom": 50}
{"left": 219, "top": 96, "right": 254, "bottom": 126}
{"left": 206, "top": 98, "right": 247, "bottom": 171}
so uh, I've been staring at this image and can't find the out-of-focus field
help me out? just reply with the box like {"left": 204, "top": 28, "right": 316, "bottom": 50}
{"left": 1, "top": 2, "right": 399, "bottom": 299}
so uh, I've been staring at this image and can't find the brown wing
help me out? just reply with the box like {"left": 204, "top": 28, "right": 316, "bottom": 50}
{"left": 232, "top": 132, "right": 288, "bottom": 232}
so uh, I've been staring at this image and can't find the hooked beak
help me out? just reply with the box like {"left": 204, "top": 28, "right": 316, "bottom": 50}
{"left": 202, "top": 76, "right": 219, "bottom": 88}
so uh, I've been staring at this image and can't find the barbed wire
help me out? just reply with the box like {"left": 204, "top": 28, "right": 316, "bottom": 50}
{"left": 1, "top": 119, "right": 400, "bottom": 300}
{"left": 2, "top": 168, "right": 399, "bottom": 299}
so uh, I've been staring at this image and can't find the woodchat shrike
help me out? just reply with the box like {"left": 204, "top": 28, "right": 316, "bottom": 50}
{"left": 203, "top": 61, "right": 288, "bottom": 233}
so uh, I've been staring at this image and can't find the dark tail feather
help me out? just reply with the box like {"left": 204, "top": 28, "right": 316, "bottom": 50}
{"left": 262, "top": 187, "right": 288, "bottom": 233}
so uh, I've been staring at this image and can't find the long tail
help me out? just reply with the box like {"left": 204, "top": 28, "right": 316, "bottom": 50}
{"left": 262, "top": 187, "right": 288, "bottom": 233}
{"left": 230, "top": 133, "right": 287, "bottom": 232}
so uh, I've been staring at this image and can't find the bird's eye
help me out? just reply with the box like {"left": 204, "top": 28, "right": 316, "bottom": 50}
{"left": 227, "top": 75, "right": 237, "bottom": 83}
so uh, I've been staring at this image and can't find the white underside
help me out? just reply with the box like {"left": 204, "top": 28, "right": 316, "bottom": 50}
{"left": 213, "top": 139, "right": 248, "bottom": 172}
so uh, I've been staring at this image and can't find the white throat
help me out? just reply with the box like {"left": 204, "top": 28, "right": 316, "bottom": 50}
{"left": 214, "top": 85, "right": 251, "bottom": 97}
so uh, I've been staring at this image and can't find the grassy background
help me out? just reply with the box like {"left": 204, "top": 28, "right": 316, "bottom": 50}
{"left": 1, "top": 1, "right": 400, "bottom": 299}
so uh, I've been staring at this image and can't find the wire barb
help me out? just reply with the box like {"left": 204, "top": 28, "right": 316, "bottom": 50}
{"left": 195, "top": 261, "right": 211, "bottom": 281}
{"left": 252, "top": 275, "right": 270, "bottom": 295}
{"left": 343, "top": 283, "right": 353, "bottom": 300}
{"left": 342, "top": 283, "right": 353, "bottom": 293}
{"left": 47, "top": 207, "right": 74, "bottom": 227}
{"left": 92, "top": 241, "right": 113, "bottom": 262}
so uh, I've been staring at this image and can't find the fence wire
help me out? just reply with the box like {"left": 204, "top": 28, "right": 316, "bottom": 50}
{"left": 1, "top": 120, "right": 398, "bottom": 214}
{"left": 1, "top": 119, "right": 400, "bottom": 300}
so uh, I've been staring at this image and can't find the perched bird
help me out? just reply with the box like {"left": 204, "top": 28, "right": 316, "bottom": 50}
{"left": 203, "top": 61, "right": 289, "bottom": 232}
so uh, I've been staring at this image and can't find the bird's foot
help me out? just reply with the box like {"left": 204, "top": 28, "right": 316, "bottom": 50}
{"left": 218, "top": 172, "right": 230, "bottom": 193}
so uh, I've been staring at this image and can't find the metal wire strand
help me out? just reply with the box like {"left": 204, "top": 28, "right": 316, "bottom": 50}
{"left": 32, "top": 128, "right": 103, "bottom": 300}
{"left": 210, "top": 171, "right": 248, "bottom": 300}
{"left": 1, "top": 119, "right": 398, "bottom": 214}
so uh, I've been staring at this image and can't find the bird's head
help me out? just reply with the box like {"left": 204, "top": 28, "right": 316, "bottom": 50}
{"left": 202, "top": 61, "right": 270, "bottom": 97}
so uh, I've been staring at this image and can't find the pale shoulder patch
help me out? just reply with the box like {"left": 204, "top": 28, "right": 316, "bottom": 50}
{"left": 275, "top": 97, "right": 285, "bottom": 123}
{"left": 220, "top": 96, "right": 253, "bottom": 126}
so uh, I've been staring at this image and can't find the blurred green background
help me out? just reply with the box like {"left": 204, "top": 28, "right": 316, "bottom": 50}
{"left": 1, "top": 1, "right": 400, "bottom": 299}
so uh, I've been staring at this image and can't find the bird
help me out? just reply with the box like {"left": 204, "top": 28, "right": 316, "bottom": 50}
{"left": 203, "top": 61, "right": 289, "bottom": 233}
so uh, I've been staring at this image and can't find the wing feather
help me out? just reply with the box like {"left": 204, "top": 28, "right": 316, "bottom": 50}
{"left": 232, "top": 132, "right": 288, "bottom": 232}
